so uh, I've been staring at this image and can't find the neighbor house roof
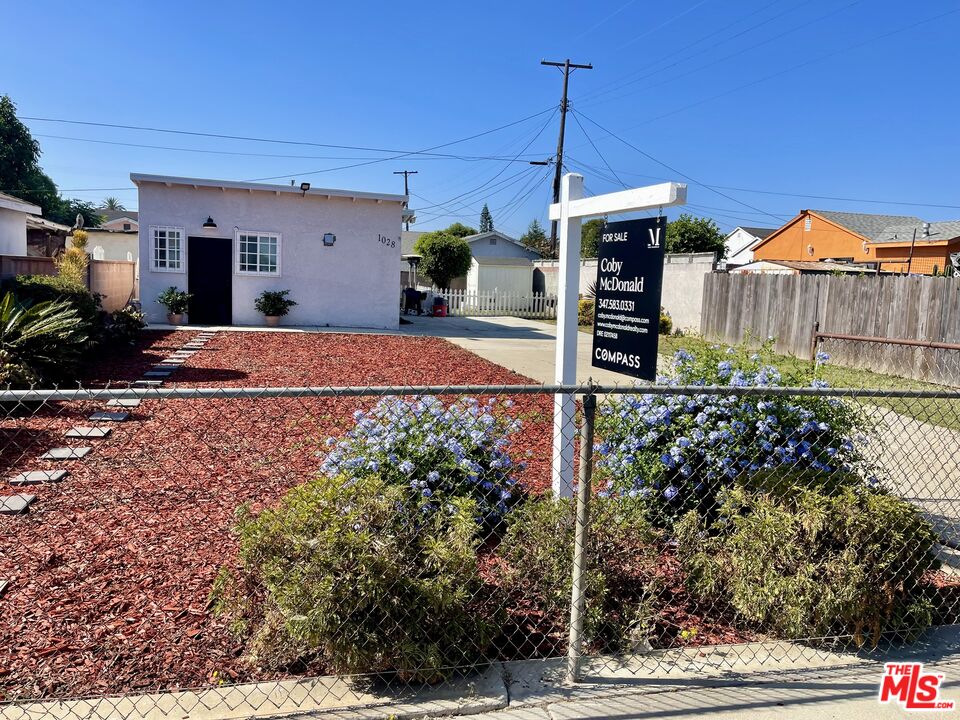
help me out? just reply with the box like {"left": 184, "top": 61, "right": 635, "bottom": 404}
{"left": 0, "top": 191, "right": 41, "bottom": 215}
{"left": 130, "top": 173, "right": 409, "bottom": 205}
{"left": 472, "top": 256, "right": 534, "bottom": 266}
{"left": 26, "top": 215, "right": 70, "bottom": 233}
{"left": 870, "top": 221, "right": 960, "bottom": 245}
{"left": 738, "top": 226, "right": 776, "bottom": 240}
{"left": 463, "top": 230, "right": 539, "bottom": 256}
{"left": 98, "top": 209, "right": 139, "bottom": 223}
{"left": 810, "top": 210, "right": 923, "bottom": 241}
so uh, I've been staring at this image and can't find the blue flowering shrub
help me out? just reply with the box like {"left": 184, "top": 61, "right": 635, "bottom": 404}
{"left": 676, "top": 471, "right": 938, "bottom": 645}
{"left": 595, "top": 341, "right": 873, "bottom": 525}
{"left": 321, "top": 396, "right": 523, "bottom": 528}
{"left": 211, "top": 474, "right": 494, "bottom": 682}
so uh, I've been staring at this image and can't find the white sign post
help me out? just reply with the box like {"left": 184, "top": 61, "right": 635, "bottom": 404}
{"left": 548, "top": 173, "right": 687, "bottom": 497}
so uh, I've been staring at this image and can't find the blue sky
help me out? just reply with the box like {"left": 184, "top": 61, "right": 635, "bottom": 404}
{"left": 3, "top": 0, "right": 959, "bottom": 236}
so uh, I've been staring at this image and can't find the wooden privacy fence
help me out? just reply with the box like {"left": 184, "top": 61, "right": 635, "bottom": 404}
{"left": 442, "top": 289, "right": 558, "bottom": 319}
{"left": 701, "top": 272, "right": 960, "bottom": 386}
{"left": 0, "top": 255, "right": 137, "bottom": 313}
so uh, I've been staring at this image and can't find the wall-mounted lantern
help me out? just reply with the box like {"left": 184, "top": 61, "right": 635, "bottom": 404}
{"left": 202, "top": 216, "right": 218, "bottom": 230}
{"left": 322, "top": 232, "right": 336, "bottom": 247}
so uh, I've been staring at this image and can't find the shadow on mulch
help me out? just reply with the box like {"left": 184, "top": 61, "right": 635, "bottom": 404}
{"left": 167, "top": 368, "right": 250, "bottom": 383}
{"left": 0, "top": 427, "right": 63, "bottom": 475}
{"left": 79, "top": 331, "right": 181, "bottom": 386}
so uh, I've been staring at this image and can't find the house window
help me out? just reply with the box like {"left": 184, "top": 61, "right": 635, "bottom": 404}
{"left": 804, "top": 217, "right": 812, "bottom": 232}
{"left": 123, "top": 223, "right": 131, "bottom": 231}
{"left": 489, "top": 237, "right": 497, "bottom": 245}
{"left": 236, "top": 231, "right": 280, "bottom": 275}
{"left": 151, "top": 226, "right": 184, "bottom": 271}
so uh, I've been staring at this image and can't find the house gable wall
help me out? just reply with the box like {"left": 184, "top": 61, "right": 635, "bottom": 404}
{"left": 753, "top": 212, "right": 873, "bottom": 264}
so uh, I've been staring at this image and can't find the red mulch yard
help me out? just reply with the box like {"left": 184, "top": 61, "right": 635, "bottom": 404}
{"left": 4, "top": 330, "right": 953, "bottom": 702}
{"left": 0, "top": 330, "right": 558, "bottom": 701}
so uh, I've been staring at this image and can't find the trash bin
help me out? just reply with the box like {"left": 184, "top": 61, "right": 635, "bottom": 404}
{"left": 433, "top": 296, "right": 447, "bottom": 318}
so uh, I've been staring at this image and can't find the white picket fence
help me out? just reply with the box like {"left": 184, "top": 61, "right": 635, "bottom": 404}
{"left": 441, "top": 289, "right": 558, "bottom": 319}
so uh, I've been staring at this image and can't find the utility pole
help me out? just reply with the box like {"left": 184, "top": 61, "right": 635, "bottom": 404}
{"left": 541, "top": 58, "right": 592, "bottom": 256}
{"left": 393, "top": 170, "right": 418, "bottom": 231}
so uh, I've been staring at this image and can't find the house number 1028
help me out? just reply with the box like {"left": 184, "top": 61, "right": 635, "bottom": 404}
{"left": 378, "top": 234, "right": 396, "bottom": 248}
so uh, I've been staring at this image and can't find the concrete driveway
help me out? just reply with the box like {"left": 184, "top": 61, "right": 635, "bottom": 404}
{"left": 398, "top": 315, "right": 646, "bottom": 386}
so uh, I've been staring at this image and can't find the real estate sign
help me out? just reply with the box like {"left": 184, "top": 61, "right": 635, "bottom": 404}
{"left": 591, "top": 217, "right": 666, "bottom": 380}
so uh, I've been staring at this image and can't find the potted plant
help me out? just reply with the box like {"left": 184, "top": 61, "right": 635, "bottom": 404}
{"left": 254, "top": 290, "right": 297, "bottom": 327}
{"left": 157, "top": 286, "right": 192, "bottom": 325}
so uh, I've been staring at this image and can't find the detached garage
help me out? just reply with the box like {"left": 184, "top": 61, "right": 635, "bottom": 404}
{"left": 133, "top": 174, "right": 409, "bottom": 329}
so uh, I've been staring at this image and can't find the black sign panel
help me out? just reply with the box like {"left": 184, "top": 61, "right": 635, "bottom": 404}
{"left": 591, "top": 217, "right": 666, "bottom": 380}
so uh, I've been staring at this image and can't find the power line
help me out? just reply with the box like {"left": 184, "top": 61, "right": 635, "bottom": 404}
{"left": 571, "top": 109, "right": 788, "bottom": 223}
{"left": 35, "top": 133, "right": 541, "bottom": 164}
{"left": 611, "top": 5, "right": 960, "bottom": 133}
{"left": 576, "top": 0, "right": 811, "bottom": 104}
{"left": 569, "top": 112, "right": 627, "bottom": 188}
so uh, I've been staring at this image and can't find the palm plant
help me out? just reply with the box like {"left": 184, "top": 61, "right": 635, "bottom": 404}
{"left": 102, "top": 197, "right": 125, "bottom": 211}
{"left": 0, "top": 291, "right": 88, "bottom": 387}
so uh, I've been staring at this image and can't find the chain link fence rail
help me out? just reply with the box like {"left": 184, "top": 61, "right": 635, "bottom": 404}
{"left": 1, "top": 381, "right": 960, "bottom": 718}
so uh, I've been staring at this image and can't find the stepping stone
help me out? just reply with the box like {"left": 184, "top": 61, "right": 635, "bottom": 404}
{"left": 0, "top": 580, "right": 8, "bottom": 598}
{"left": 107, "top": 399, "right": 141, "bottom": 408}
{"left": 161, "top": 357, "right": 187, "bottom": 363}
{"left": 0, "top": 494, "right": 35, "bottom": 515}
{"left": 144, "top": 370, "right": 172, "bottom": 378}
{"left": 9, "top": 470, "right": 68, "bottom": 485}
{"left": 132, "top": 380, "right": 162, "bottom": 387}
{"left": 66, "top": 426, "right": 112, "bottom": 439}
{"left": 89, "top": 411, "right": 129, "bottom": 422}
{"left": 41, "top": 447, "right": 91, "bottom": 460}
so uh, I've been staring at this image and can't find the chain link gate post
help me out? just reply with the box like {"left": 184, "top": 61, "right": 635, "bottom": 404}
{"left": 565, "top": 386, "right": 597, "bottom": 684}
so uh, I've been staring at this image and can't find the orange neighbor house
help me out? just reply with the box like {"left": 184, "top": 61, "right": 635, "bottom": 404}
{"left": 752, "top": 210, "right": 960, "bottom": 275}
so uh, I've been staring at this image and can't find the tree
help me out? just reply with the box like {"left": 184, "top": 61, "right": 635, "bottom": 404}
{"left": 519, "top": 219, "right": 548, "bottom": 255}
{"left": 479, "top": 204, "right": 494, "bottom": 233}
{"left": 444, "top": 222, "right": 477, "bottom": 239}
{"left": 581, "top": 219, "right": 604, "bottom": 258}
{"left": 414, "top": 231, "right": 473, "bottom": 290}
{"left": 102, "top": 196, "right": 125, "bottom": 211}
{"left": 0, "top": 95, "right": 102, "bottom": 228}
{"left": 666, "top": 213, "right": 726, "bottom": 258}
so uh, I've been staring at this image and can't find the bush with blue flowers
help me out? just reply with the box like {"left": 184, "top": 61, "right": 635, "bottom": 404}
{"left": 321, "top": 395, "right": 524, "bottom": 528}
{"left": 595, "top": 341, "right": 873, "bottom": 525}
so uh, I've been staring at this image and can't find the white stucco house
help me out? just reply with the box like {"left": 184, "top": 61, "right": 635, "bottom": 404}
{"left": 0, "top": 191, "right": 40, "bottom": 256}
{"left": 723, "top": 226, "right": 776, "bottom": 268}
{"left": 132, "top": 173, "right": 409, "bottom": 329}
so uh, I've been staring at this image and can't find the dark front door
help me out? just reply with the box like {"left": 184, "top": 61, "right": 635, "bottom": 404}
{"left": 188, "top": 236, "right": 232, "bottom": 324}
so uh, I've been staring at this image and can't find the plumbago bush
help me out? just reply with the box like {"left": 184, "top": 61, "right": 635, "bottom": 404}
{"left": 595, "top": 341, "right": 873, "bottom": 525}
{"left": 321, "top": 395, "right": 524, "bottom": 527}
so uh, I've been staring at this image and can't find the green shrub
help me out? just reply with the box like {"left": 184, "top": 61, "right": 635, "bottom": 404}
{"left": 676, "top": 477, "right": 938, "bottom": 647}
{"left": 0, "top": 291, "right": 88, "bottom": 388}
{"left": 104, "top": 306, "right": 146, "bottom": 345}
{"left": 493, "top": 496, "right": 658, "bottom": 653}
{"left": 3, "top": 274, "right": 101, "bottom": 329}
{"left": 212, "top": 474, "right": 494, "bottom": 682}
{"left": 578, "top": 298, "right": 594, "bottom": 326}
{"left": 659, "top": 306, "right": 672, "bottom": 335}
{"left": 254, "top": 289, "right": 297, "bottom": 317}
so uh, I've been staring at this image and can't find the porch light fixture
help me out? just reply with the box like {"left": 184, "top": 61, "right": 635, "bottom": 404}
{"left": 322, "top": 232, "right": 336, "bottom": 247}
{"left": 300, "top": 182, "right": 311, "bottom": 195}
{"left": 202, "top": 216, "right": 217, "bottom": 229}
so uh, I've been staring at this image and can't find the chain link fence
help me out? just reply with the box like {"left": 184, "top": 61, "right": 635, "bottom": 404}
{"left": 1, "top": 375, "right": 959, "bottom": 718}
